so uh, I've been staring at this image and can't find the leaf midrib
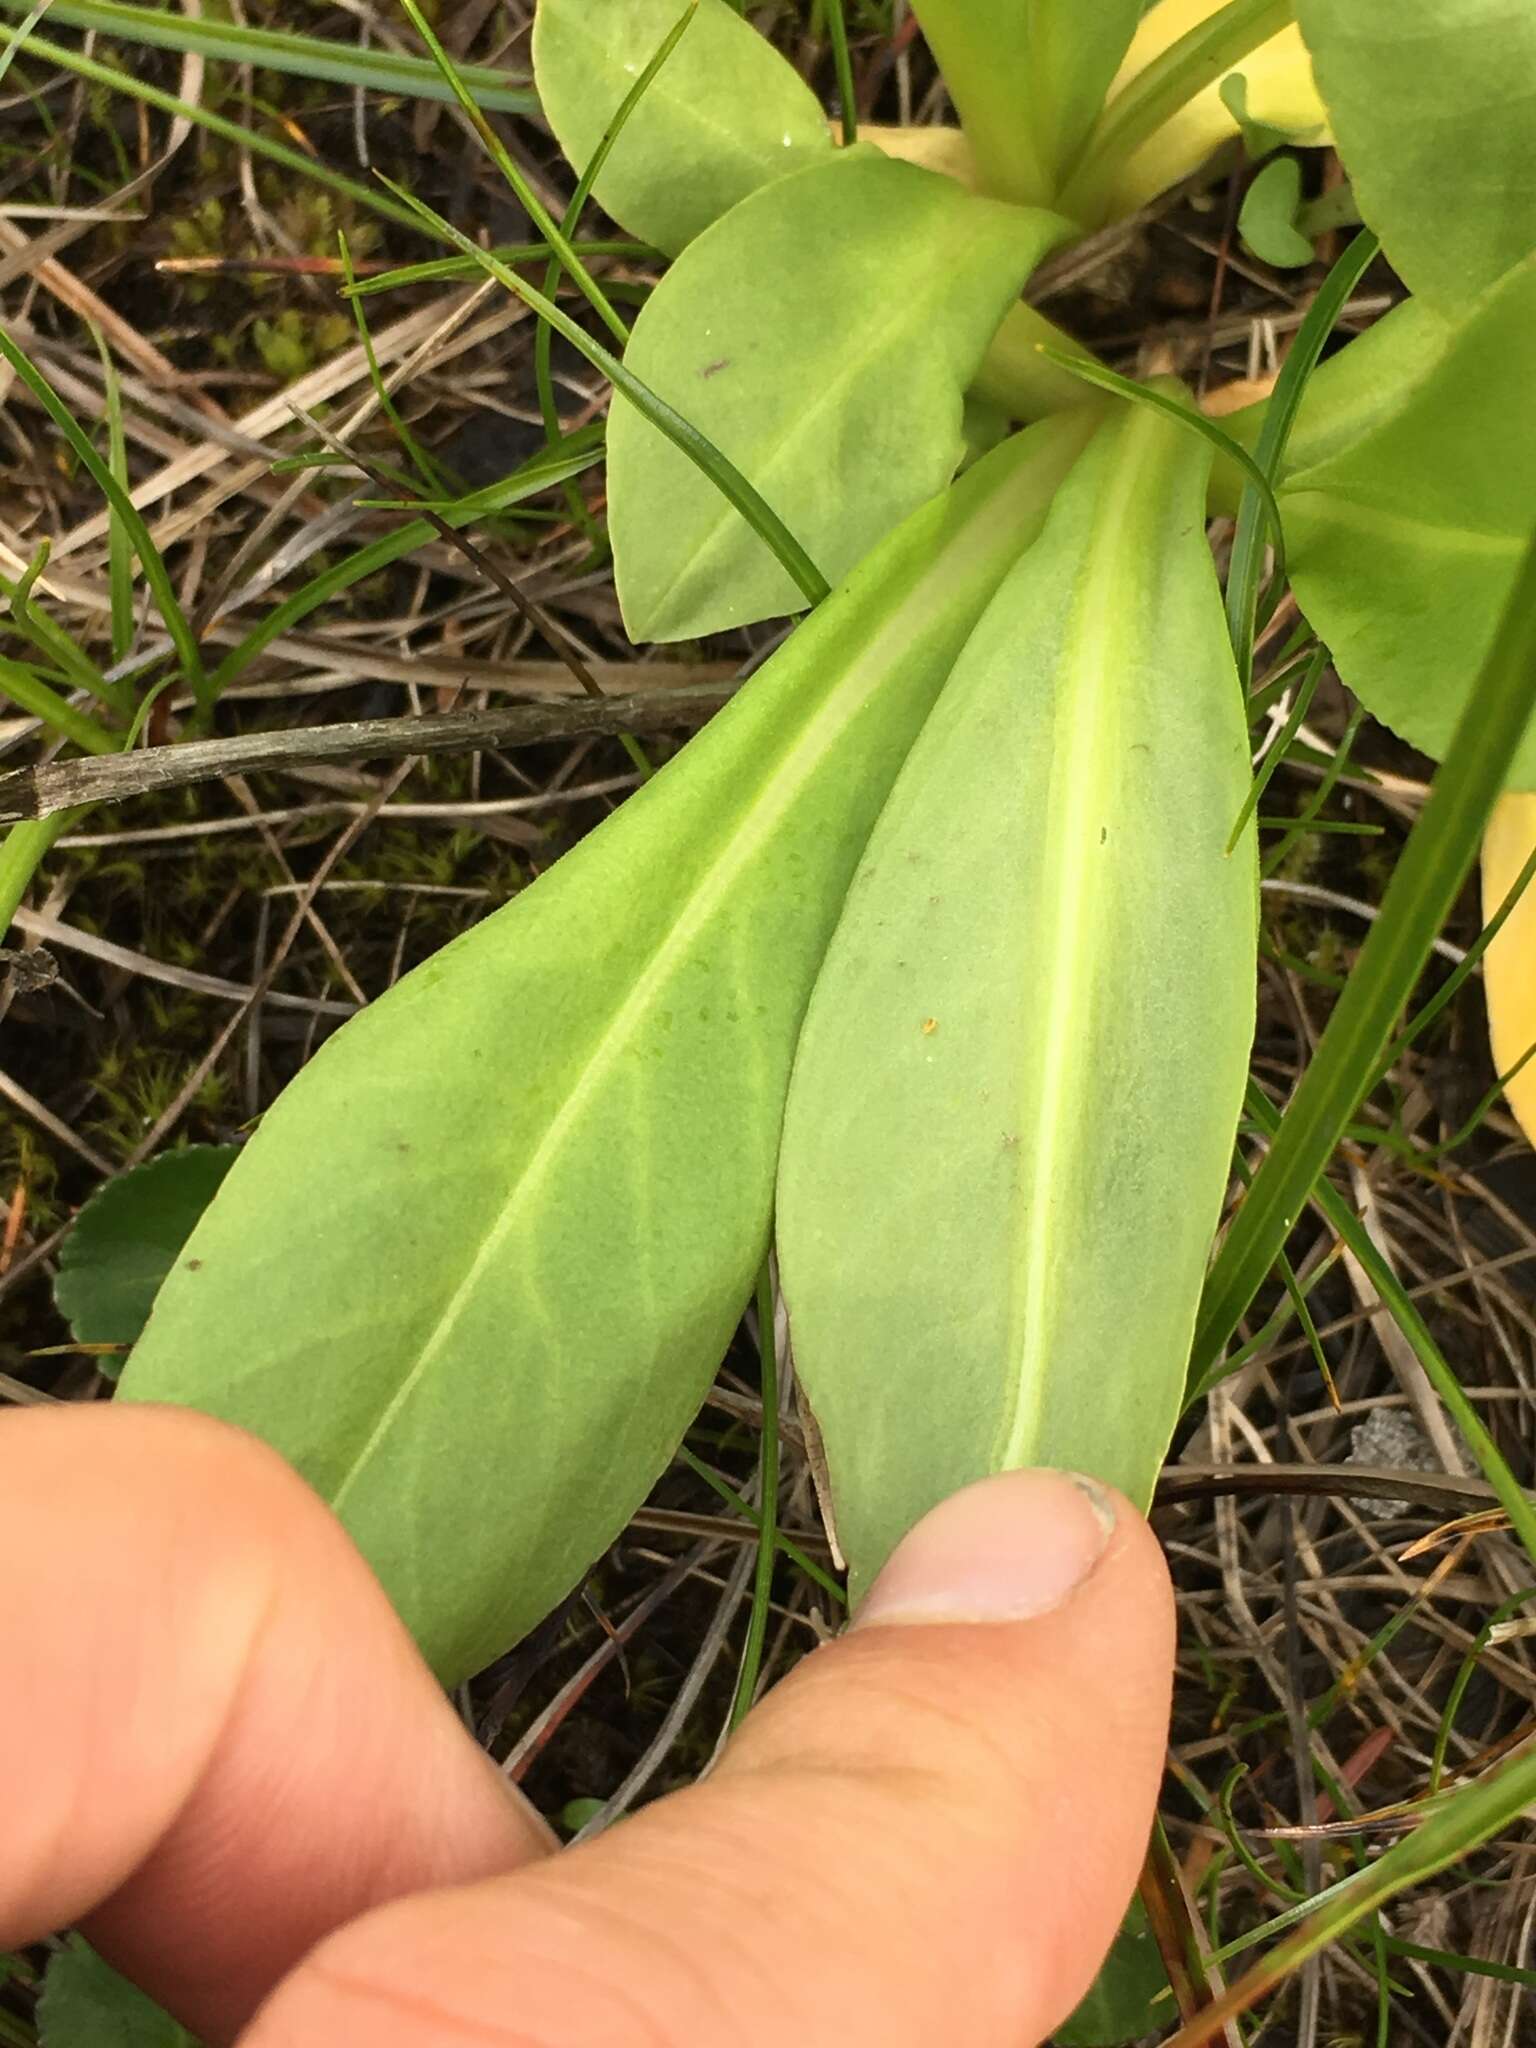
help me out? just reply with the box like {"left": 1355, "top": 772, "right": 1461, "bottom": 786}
{"left": 998, "top": 419, "right": 1149, "bottom": 1469}
{"left": 327, "top": 507, "right": 997, "bottom": 1514}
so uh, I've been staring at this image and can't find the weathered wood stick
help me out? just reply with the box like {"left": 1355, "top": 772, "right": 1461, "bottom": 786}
{"left": 0, "top": 682, "right": 737, "bottom": 823}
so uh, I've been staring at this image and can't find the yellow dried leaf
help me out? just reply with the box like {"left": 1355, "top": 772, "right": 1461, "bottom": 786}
{"left": 1481, "top": 792, "right": 1536, "bottom": 1145}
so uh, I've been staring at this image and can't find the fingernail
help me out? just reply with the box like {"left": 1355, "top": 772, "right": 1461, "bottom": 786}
{"left": 852, "top": 1469, "right": 1116, "bottom": 1629}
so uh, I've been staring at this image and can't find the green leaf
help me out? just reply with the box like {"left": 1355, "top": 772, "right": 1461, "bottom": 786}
{"left": 39, "top": 1939, "right": 197, "bottom": 2048}
{"left": 1295, "top": 0, "right": 1536, "bottom": 313}
{"left": 54, "top": 1147, "right": 238, "bottom": 1371}
{"left": 531, "top": 0, "right": 832, "bottom": 259}
{"left": 776, "top": 402, "right": 1256, "bottom": 1597}
{"left": 1237, "top": 155, "right": 1313, "bottom": 267}
{"left": 608, "top": 151, "right": 1071, "bottom": 641}
{"left": 1054, "top": 1900, "right": 1171, "bottom": 2046}
{"left": 910, "top": 0, "right": 1141, "bottom": 204}
{"left": 1281, "top": 253, "right": 1536, "bottom": 788}
{"left": 118, "top": 418, "right": 1092, "bottom": 1687}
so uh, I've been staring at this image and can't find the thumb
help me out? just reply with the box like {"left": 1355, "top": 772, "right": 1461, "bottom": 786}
{"left": 246, "top": 1470, "right": 1174, "bottom": 2048}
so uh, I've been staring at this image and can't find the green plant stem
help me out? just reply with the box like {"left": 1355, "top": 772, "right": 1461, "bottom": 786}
{"left": 970, "top": 302, "right": 1110, "bottom": 420}
{"left": 1160, "top": 1738, "right": 1536, "bottom": 2046}
{"left": 1058, "top": 0, "right": 1294, "bottom": 225}
{"left": 730, "top": 1255, "right": 782, "bottom": 1731}
{"left": 1191, "top": 529, "right": 1536, "bottom": 1386}
{"left": 0, "top": 811, "right": 80, "bottom": 935}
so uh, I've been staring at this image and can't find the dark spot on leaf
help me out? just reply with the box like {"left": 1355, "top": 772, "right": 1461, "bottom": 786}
{"left": 701, "top": 357, "right": 730, "bottom": 378}
{"left": 185, "top": 1258, "right": 203, "bottom": 1272}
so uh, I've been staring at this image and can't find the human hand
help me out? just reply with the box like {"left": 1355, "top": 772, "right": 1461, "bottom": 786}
{"left": 3, "top": 1405, "right": 1173, "bottom": 2047}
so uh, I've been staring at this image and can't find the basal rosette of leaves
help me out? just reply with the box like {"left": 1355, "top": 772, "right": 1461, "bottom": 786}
{"left": 111, "top": 0, "right": 1536, "bottom": 1758}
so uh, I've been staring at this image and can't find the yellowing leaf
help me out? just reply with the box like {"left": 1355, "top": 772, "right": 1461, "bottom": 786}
{"left": 1482, "top": 793, "right": 1536, "bottom": 1147}
{"left": 1104, "top": 0, "right": 1327, "bottom": 218}
{"left": 777, "top": 401, "right": 1257, "bottom": 1596}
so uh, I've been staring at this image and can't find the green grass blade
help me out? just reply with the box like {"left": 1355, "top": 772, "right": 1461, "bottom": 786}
{"left": 1, "top": 549, "right": 128, "bottom": 714}
{"left": 534, "top": 0, "right": 694, "bottom": 551}
{"left": 730, "top": 1253, "right": 782, "bottom": 1731}
{"left": 397, "top": 0, "right": 629, "bottom": 350}
{"left": 1196, "top": 1083, "right": 1536, "bottom": 1572}
{"left": 10, "top": 29, "right": 445, "bottom": 241}
{"left": 89, "top": 326, "right": 136, "bottom": 666}
{"left": 1227, "top": 645, "right": 1324, "bottom": 851}
{"left": 345, "top": 241, "right": 652, "bottom": 299}
{"left": 0, "top": 810, "right": 82, "bottom": 935}
{"left": 1191, "top": 530, "right": 1536, "bottom": 1385}
{"left": 0, "top": 327, "right": 207, "bottom": 705}
{"left": 0, "top": 0, "right": 535, "bottom": 108}
{"left": 0, "top": 653, "right": 117, "bottom": 755}
{"left": 375, "top": 175, "right": 832, "bottom": 612}
{"left": 1040, "top": 348, "right": 1287, "bottom": 607}
{"left": 1226, "top": 231, "right": 1380, "bottom": 685}
{"left": 1162, "top": 1740, "right": 1536, "bottom": 2045}
{"left": 208, "top": 435, "right": 604, "bottom": 696}
{"left": 818, "top": 0, "right": 857, "bottom": 147}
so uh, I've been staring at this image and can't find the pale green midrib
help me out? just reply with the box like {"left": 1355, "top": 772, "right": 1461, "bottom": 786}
{"left": 328, "top": 501, "right": 1006, "bottom": 1514}
{"left": 558, "top": 11, "right": 819, "bottom": 188}
{"left": 997, "top": 422, "right": 1152, "bottom": 1469}
{"left": 1282, "top": 491, "right": 1521, "bottom": 556}
{"left": 641, "top": 201, "right": 1041, "bottom": 627}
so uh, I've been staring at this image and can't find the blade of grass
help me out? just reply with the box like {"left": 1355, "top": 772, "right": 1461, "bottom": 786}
{"left": 0, "top": 810, "right": 84, "bottom": 935}
{"left": 375, "top": 175, "right": 832, "bottom": 611}
{"left": 1040, "top": 348, "right": 1286, "bottom": 610}
{"left": 89, "top": 325, "right": 136, "bottom": 666}
{"left": 207, "top": 434, "right": 604, "bottom": 695}
{"left": 344, "top": 241, "right": 652, "bottom": 299}
{"left": 676, "top": 1446, "right": 844, "bottom": 1603}
{"left": 1160, "top": 1738, "right": 1536, "bottom": 2046}
{"left": 1057, "top": 0, "right": 1293, "bottom": 222}
{"left": 336, "top": 232, "right": 451, "bottom": 502}
{"left": 398, "top": 0, "right": 628, "bottom": 350}
{"left": 817, "top": 0, "right": 857, "bottom": 147}
{"left": 0, "top": 0, "right": 536, "bottom": 108}
{"left": 730, "top": 1253, "right": 782, "bottom": 1731}
{"left": 0, "top": 654, "right": 118, "bottom": 756}
{"left": 1, "top": 547, "right": 129, "bottom": 715}
{"left": 1228, "top": 645, "right": 1325, "bottom": 851}
{"left": 1190, "top": 531, "right": 1536, "bottom": 1386}
{"left": 0, "top": 328, "right": 207, "bottom": 707}
{"left": 10, "top": 29, "right": 452, "bottom": 240}
{"left": 1226, "top": 231, "right": 1379, "bottom": 685}
{"left": 1196, "top": 1082, "right": 1536, "bottom": 1575}
{"left": 533, "top": 1, "right": 696, "bottom": 550}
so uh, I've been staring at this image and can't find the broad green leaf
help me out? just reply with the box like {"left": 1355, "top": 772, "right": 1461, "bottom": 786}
{"left": 119, "top": 418, "right": 1091, "bottom": 1687}
{"left": 1282, "top": 254, "right": 1536, "bottom": 789}
{"left": 1237, "top": 155, "right": 1312, "bottom": 267}
{"left": 53, "top": 1148, "right": 238, "bottom": 1369}
{"left": 608, "top": 151, "right": 1071, "bottom": 642}
{"left": 1295, "top": 0, "right": 1536, "bottom": 314}
{"left": 1054, "top": 1900, "right": 1171, "bottom": 2046}
{"left": 531, "top": 0, "right": 831, "bottom": 259}
{"left": 910, "top": 0, "right": 1141, "bottom": 204}
{"left": 1482, "top": 794, "right": 1536, "bottom": 1147}
{"left": 39, "top": 1940, "right": 196, "bottom": 2048}
{"left": 776, "top": 401, "right": 1256, "bottom": 1596}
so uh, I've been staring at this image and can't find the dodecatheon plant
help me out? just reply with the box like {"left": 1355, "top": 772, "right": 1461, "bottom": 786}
{"left": 111, "top": 0, "right": 1536, "bottom": 1699}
